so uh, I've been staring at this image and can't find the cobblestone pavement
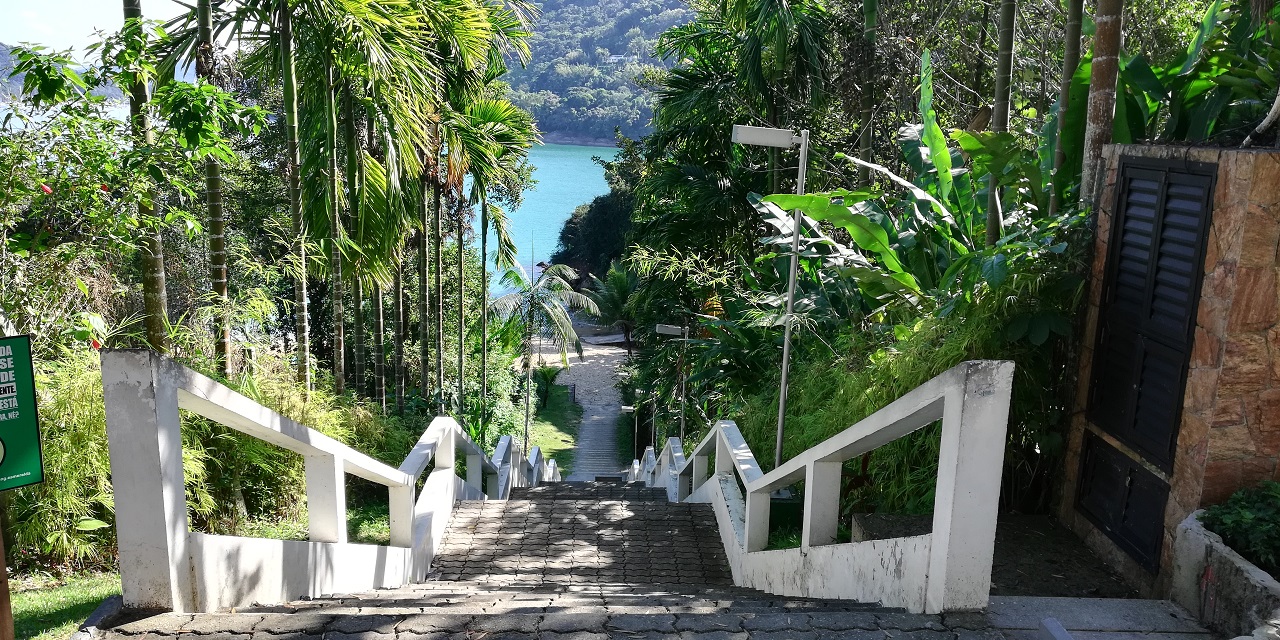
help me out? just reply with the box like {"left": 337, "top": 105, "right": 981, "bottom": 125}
{"left": 97, "top": 483, "right": 1207, "bottom": 640}
{"left": 432, "top": 484, "right": 731, "bottom": 585}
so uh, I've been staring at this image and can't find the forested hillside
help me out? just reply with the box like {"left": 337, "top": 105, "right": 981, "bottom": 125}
{"left": 505, "top": 0, "right": 692, "bottom": 144}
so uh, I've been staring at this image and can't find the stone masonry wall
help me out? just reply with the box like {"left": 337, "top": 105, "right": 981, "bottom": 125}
{"left": 1057, "top": 145, "right": 1280, "bottom": 595}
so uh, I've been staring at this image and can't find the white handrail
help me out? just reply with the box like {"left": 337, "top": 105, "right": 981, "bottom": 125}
{"left": 638, "top": 360, "right": 1014, "bottom": 614}
{"left": 100, "top": 349, "right": 548, "bottom": 613}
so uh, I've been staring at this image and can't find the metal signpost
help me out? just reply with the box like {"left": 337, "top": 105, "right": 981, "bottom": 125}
{"left": 730, "top": 124, "right": 809, "bottom": 471}
{"left": 0, "top": 335, "right": 44, "bottom": 640}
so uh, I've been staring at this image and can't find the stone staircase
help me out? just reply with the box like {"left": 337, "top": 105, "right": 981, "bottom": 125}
{"left": 97, "top": 482, "right": 1216, "bottom": 640}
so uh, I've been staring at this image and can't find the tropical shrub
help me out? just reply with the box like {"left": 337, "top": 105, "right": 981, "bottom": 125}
{"left": 1201, "top": 481, "right": 1280, "bottom": 577}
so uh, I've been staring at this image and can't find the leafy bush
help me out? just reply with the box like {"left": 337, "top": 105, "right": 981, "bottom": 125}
{"left": 1201, "top": 481, "right": 1280, "bottom": 576}
{"left": 6, "top": 345, "right": 423, "bottom": 571}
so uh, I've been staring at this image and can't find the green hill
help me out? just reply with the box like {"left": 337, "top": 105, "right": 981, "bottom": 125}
{"left": 507, "top": 0, "right": 692, "bottom": 145}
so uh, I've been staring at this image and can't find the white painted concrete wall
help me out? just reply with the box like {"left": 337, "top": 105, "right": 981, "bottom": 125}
{"left": 651, "top": 360, "right": 1015, "bottom": 614}
{"left": 188, "top": 534, "right": 414, "bottom": 611}
{"left": 101, "top": 349, "right": 559, "bottom": 613}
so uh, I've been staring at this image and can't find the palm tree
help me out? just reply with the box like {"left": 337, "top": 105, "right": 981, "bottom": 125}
{"left": 195, "top": 0, "right": 230, "bottom": 374}
{"left": 491, "top": 263, "right": 598, "bottom": 451}
{"left": 123, "top": 1, "right": 170, "bottom": 353}
{"left": 373, "top": 280, "right": 386, "bottom": 410}
{"left": 167, "top": 0, "right": 451, "bottom": 388}
{"left": 986, "top": 0, "right": 1016, "bottom": 246}
{"left": 1080, "top": 0, "right": 1124, "bottom": 202}
{"left": 586, "top": 262, "right": 638, "bottom": 355}
{"left": 458, "top": 96, "right": 536, "bottom": 418}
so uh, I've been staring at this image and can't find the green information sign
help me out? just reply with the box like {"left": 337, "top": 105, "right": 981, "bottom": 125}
{"left": 0, "top": 336, "right": 43, "bottom": 492}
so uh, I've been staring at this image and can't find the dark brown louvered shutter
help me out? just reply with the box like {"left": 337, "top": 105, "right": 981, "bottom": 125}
{"left": 1080, "top": 156, "right": 1215, "bottom": 572}
{"left": 1088, "top": 158, "right": 1215, "bottom": 471}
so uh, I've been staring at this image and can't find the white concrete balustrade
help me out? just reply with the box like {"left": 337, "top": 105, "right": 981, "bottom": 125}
{"left": 101, "top": 349, "right": 559, "bottom": 613}
{"left": 633, "top": 360, "right": 1014, "bottom": 614}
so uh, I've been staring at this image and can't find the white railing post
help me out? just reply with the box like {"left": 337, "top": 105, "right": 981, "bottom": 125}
{"left": 691, "top": 453, "right": 708, "bottom": 493}
{"left": 467, "top": 450, "right": 483, "bottom": 490}
{"left": 802, "top": 460, "right": 841, "bottom": 548}
{"left": 925, "top": 361, "right": 1014, "bottom": 613}
{"left": 305, "top": 453, "right": 347, "bottom": 543}
{"left": 437, "top": 426, "right": 456, "bottom": 471}
{"left": 101, "top": 350, "right": 195, "bottom": 612}
{"left": 715, "top": 430, "right": 734, "bottom": 475}
{"left": 744, "top": 488, "right": 771, "bottom": 552}
{"left": 389, "top": 483, "right": 414, "bottom": 547}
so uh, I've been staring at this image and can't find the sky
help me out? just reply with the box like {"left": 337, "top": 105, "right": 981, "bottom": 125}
{"left": 0, "top": 0, "right": 188, "bottom": 60}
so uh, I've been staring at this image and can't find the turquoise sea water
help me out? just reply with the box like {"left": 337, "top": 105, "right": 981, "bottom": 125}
{"left": 490, "top": 143, "right": 616, "bottom": 281}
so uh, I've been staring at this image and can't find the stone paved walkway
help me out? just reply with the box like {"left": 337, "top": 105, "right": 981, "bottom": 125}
{"left": 433, "top": 483, "right": 731, "bottom": 584}
{"left": 97, "top": 483, "right": 1215, "bottom": 640}
{"left": 549, "top": 341, "right": 627, "bottom": 481}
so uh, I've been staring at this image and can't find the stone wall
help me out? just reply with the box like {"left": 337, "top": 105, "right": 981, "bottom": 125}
{"left": 1057, "top": 144, "right": 1280, "bottom": 594}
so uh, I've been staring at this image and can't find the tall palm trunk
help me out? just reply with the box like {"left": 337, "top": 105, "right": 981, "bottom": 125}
{"left": 124, "top": 0, "right": 169, "bottom": 353}
{"left": 353, "top": 275, "right": 366, "bottom": 395}
{"left": 344, "top": 86, "right": 363, "bottom": 395}
{"left": 279, "top": 0, "right": 310, "bottom": 387}
{"left": 986, "top": 0, "right": 1016, "bottom": 246}
{"left": 857, "top": 0, "right": 878, "bottom": 184}
{"left": 1048, "top": 0, "right": 1084, "bottom": 215}
{"left": 394, "top": 262, "right": 406, "bottom": 416}
{"left": 480, "top": 195, "right": 490, "bottom": 407}
{"left": 427, "top": 180, "right": 437, "bottom": 401}
{"left": 1080, "top": 0, "right": 1124, "bottom": 205}
{"left": 327, "top": 64, "right": 344, "bottom": 394}
{"left": 522, "top": 319, "right": 534, "bottom": 452}
{"left": 456, "top": 200, "right": 466, "bottom": 414}
{"left": 433, "top": 178, "right": 445, "bottom": 402}
{"left": 373, "top": 282, "right": 386, "bottom": 410}
{"left": 197, "top": 0, "right": 228, "bottom": 372}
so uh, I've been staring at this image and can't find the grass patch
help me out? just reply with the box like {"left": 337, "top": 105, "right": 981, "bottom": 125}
{"left": 348, "top": 501, "right": 391, "bottom": 545}
{"left": 14, "top": 571, "right": 120, "bottom": 640}
{"left": 617, "top": 411, "right": 637, "bottom": 465}
{"left": 527, "top": 383, "right": 582, "bottom": 474}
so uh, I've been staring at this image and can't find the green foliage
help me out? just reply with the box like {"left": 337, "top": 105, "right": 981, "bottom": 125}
{"left": 534, "top": 365, "right": 562, "bottom": 407}
{"left": 1201, "top": 481, "right": 1280, "bottom": 576}
{"left": 504, "top": 0, "right": 692, "bottom": 141}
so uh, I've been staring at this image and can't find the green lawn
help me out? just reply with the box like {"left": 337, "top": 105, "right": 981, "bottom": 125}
{"left": 14, "top": 572, "right": 120, "bottom": 640}
{"left": 527, "top": 383, "right": 582, "bottom": 474}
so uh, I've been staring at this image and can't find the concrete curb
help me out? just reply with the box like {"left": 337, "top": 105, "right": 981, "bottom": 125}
{"left": 1170, "top": 510, "right": 1280, "bottom": 640}
{"left": 67, "top": 594, "right": 122, "bottom": 640}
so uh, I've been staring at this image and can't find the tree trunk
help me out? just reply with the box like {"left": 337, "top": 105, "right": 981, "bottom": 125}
{"left": 394, "top": 262, "right": 406, "bottom": 416}
{"left": 427, "top": 180, "right": 437, "bottom": 401}
{"left": 373, "top": 282, "right": 386, "bottom": 411}
{"left": 456, "top": 199, "right": 466, "bottom": 416}
{"left": 434, "top": 179, "right": 445, "bottom": 403}
{"left": 197, "top": 0, "right": 228, "bottom": 373}
{"left": 124, "top": 0, "right": 170, "bottom": 353}
{"left": 857, "top": 0, "right": 878, "bottom": 184}
{"left": 1048, "top": 0, "right": 1084, "bottom": 215}
{"left": 327, "top": 65, "right": 344, "bottom": 395}
{"left": 344, "top": 86, "right": 363, "bottom": 395}
{"left": 523, "top": 322, "right": 533, "bottom": 453}
{"left": 278, "top": 1, "right": 310, "bottom": 388}
{"left": 1080, "top": 0, "right": 1124, "bottom": 206}
{"left": 353, "top": 275, "right": 366, "bottom": 396}
{"left": 985, "top": 0, "right": 1016, "bottom": 246}
{"left": 480, "top": 195, "right": 490, "bottom": 410}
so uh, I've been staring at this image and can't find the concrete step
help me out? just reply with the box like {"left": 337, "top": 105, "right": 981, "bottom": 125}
{"left": 988, "top": 596, "right": 1215, "bottom": 640}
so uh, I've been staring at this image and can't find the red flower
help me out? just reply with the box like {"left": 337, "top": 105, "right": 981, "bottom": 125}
{"left": 90, "top": 338, "right": 101, "bottom": 350}
{"left": 40, "top": 184, "right": 52, "bottom": 194}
